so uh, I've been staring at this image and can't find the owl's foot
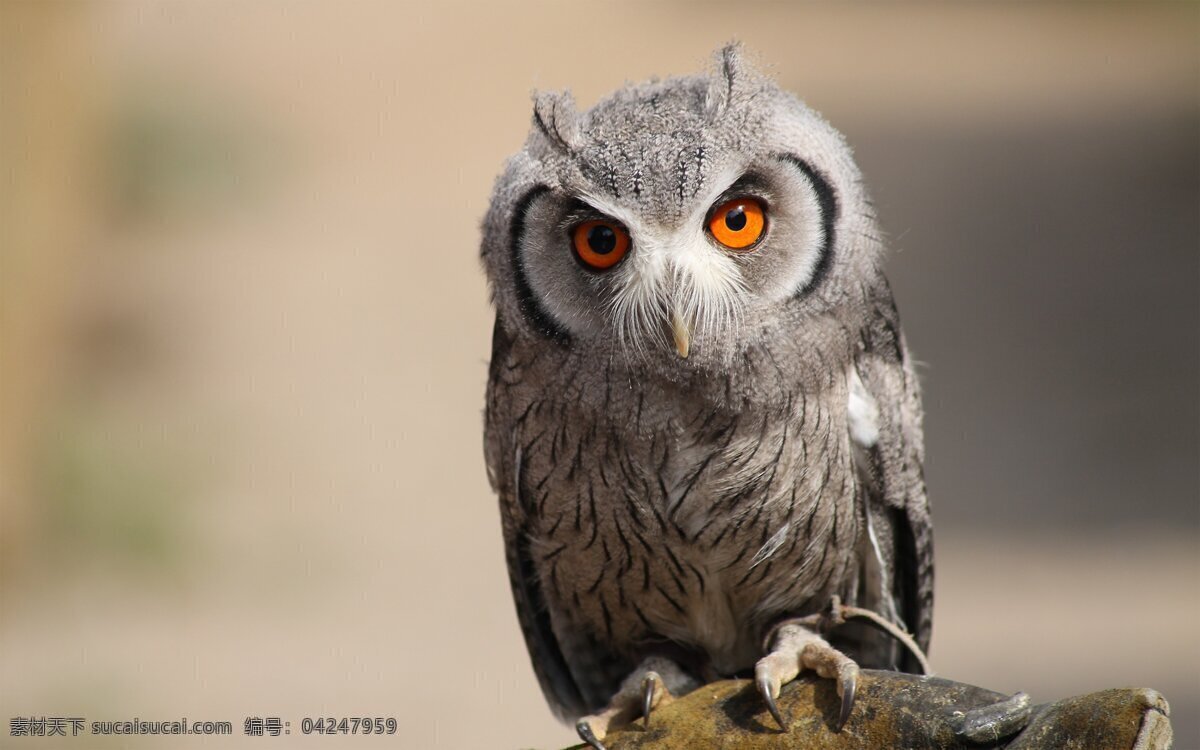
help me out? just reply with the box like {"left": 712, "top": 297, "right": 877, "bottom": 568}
{"left": 575, "top": 656, "right": 698, "bottom": 750}
{"left": 755, "top": 620, "right": 859, "bottom": 733}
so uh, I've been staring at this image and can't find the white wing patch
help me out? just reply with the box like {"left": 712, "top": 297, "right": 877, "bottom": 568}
{"left": 848, "top": 367, "right": 880, "bottom": 448}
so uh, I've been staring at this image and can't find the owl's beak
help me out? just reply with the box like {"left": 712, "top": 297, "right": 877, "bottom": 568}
{"left": 670, "top": 307, "right": 691, "bottom": 359}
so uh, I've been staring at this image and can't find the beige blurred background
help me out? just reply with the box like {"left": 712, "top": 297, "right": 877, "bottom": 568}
{"left": 1, "top": 2, "right": 1197, "bottom": 748}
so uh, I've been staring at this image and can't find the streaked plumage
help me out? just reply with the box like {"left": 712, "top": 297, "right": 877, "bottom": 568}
{"left": 480, "top": 45, "right": 933, "bottom": 738}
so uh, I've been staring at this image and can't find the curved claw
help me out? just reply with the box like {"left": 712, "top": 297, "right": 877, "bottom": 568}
{"left": 641, "top": 672, "right": 659, "bottom": 728}
{"left": 575, "top": 719, "right": 608, "bottom": 750}
{"left": 757, "top": 674, "right": 789, "bottom": 731}
{"left": 837, "top": 668, "right": 858, "bottom": 731}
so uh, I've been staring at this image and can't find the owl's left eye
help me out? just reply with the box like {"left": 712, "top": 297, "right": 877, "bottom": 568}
{"left": 708, "top": 197, "right": 766, "bottom": 251}
{"left": 572, "top": 220, "right": 630, "bottom": 271}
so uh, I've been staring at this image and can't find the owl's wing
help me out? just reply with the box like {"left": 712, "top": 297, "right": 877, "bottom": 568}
{"left": 848, "top": 278, "right": 934, "bottom": 673}
{"left": 484, "top": 318, "right": 590, "bottom": 721}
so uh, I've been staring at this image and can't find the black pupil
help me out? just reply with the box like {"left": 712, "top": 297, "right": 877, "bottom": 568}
{"left": 724, "top": 206, "right": 748, "bottom": 232}
{"left": 587, "top": 225, "right": 617, "bottom": 254}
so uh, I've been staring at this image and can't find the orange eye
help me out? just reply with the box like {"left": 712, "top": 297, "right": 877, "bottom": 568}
{"left": 708, "top": 197, "right": 766, "bottom": 251}
{"left": 572, "top": 220, "right": 630, "bottom": 270}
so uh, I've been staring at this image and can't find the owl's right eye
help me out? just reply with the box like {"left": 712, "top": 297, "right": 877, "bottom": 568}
{"left": 572, "top": 220, "right": 630, "bottom": 271}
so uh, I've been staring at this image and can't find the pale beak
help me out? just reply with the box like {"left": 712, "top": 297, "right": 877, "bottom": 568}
{"left": 670, "top": 307, "right": 691, "bottom": 359}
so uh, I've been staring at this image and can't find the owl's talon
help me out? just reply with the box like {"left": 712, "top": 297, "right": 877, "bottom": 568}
{"left": 758, "top": 619, "right": 862, "bottom": 733}
{"left": 757, "top": 674, "right": 789, "bottom": 731}
{"left": 837, "top": 667, "right": 858, "bottom": 730}
{"left": 575, "top": 719, "right": 608, "bottom": 750}
{"left": 577, "top": 658, "right": 691, "bottom": 745}
{"left": 641, "top": 672, "right": 659, "bottom": 728}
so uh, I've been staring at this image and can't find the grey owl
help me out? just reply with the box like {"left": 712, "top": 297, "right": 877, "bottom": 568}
{"left": 481, "top": 45, "right": 932, "bottom": 748}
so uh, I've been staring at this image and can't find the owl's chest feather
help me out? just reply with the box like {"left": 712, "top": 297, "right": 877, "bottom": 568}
{"left": 522, "top": 388, "right": 861, "bottom": 674}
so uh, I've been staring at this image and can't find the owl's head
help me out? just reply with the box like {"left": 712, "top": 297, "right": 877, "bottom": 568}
{"left": 482, "top": 45, "right": 881, "bottom": 373}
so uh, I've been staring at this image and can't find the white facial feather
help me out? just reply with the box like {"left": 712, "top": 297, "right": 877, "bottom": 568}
{"left": 581, "top": 180, "right": 748, "bottom": 359}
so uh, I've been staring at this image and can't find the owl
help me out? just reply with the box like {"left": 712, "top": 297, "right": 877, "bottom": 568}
{"left": 481, "top": 45, "right": 933, "bottom": 749}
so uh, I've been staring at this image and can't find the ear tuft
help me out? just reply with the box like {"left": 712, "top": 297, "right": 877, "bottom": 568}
{"left": 704, "top": 42, "right": 748, "bottom": 121}
{"left": 532, "top": 90, "right": 581, "bottom": 154}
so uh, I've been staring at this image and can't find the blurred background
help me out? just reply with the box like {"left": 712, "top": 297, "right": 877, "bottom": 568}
{"left": 1, "top": 2, "right": 1197, "bottom": 748}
